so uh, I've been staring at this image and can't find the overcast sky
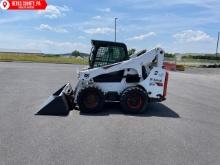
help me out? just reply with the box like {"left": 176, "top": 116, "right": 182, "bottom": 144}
{"left": 0, "top": 0, "right": 220, "bottom": 54}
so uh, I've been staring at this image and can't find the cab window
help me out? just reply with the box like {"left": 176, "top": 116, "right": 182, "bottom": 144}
{"left": 94, "top": 46, "right": 126, "bottom": 67}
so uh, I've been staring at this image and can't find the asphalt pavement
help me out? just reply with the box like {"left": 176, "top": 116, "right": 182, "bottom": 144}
{"left": 0, "top": 62, "right": 220, "bottom": 165}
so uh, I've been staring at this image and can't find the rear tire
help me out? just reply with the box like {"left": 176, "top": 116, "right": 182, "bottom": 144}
{"left": 77, "top": 86, "right": 104, "bottom": 113}
{"left": 120, "top": 86, "right": 148, "bottom": 114}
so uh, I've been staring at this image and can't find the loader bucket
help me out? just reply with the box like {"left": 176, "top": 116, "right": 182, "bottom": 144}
{"left": 36, "top": 83, "right": 74, "bottom": 116}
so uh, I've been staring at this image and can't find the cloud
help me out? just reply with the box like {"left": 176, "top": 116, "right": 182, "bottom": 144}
{"left": 78, "top": 36, "right": 86, "bottom": 39}
{"left": 38, "top": 5, "right": 70, "bottom": 19}
{"left": 92, "top": 15, "right": 102, "bottom": 19}
{"left": 173, "top": 30, "right": 213, "bottom": 42}
{"left": 84, "top": 27, "right": 114, "bottom": 34}
{"left": 42, "top": 40, "right": 84, "bottom": 48}
{"left": 0, "top": 15, "right": 32, "bottom": 24}
{"left": 127, "top": 32, "right": 156, "bottom": 41}
{"left": 155, "top": 43, "right": 162, "bottom": 48}
{"left": 126, "top": 0, "right": 219, "bottom": 9}
{"left": 26, "top": 40, "right": 87, "bottom": 53}
{"left": 98, "top": 8, "right": 111, "bottom": 12}
{"left": 38, "top": 24, "right": 68, "bottom": 33}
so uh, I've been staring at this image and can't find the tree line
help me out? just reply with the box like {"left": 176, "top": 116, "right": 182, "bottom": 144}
{"left": 182, "top": 55, "right": 220, "bottom": 60}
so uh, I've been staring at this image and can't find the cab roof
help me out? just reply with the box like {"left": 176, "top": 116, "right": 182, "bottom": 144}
{"left": 91, "top": 40, "right": 128, "bottom": 51}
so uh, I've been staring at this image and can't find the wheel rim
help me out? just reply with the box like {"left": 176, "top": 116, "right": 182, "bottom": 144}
{"left": 83, "top": 91, "right": 99, "bottom": 109}
{"left": 127, "top": 93, "right": 143, "bottom": 110}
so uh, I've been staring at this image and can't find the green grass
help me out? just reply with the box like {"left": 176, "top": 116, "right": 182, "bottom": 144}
{"left": 177, "top": 59, "right": 220, "bottom": 67}
{"left": 165, "top": 57, "right": 220, "bottom": 67}
{"left": 0, "top": 53, "right": 88, "bottom": 65}
{"left": 1, "top": 53, "right": 219, "bottom": 67}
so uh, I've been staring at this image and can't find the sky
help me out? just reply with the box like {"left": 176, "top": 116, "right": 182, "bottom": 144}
{"left": 0, "top": 0, "right": 220, "bottom": 54}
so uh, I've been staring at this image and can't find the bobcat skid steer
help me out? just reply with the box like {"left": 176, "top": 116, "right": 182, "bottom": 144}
{"left": 36, "top": 40, "right": 169, "bottom": 115}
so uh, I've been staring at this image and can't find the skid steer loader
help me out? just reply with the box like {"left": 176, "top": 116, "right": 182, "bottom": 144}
{"left": 36, "top": 40, "right": 169, "bottom": 115}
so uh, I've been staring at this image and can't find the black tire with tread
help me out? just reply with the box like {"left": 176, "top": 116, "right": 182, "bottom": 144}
{"left": 77, "top": 86, "right": 104, "bottom": 113}
{"left": 120, "top": 86, "right": 148, "bottom": 114}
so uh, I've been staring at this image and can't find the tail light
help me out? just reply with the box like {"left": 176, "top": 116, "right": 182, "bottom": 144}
{"left": 163, "top": 72, "right": 169, "bottom": 97}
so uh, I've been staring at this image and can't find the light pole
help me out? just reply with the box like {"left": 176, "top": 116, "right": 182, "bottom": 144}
{"left": 216, "top": 32, "right": 220, "bottom": 58}
{"left": 114, "top": 17, "right": 118, "bottom": 42}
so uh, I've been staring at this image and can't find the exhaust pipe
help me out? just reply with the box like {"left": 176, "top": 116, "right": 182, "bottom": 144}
{"left": 36, "top": 83, "right": 75, "bottom": 116}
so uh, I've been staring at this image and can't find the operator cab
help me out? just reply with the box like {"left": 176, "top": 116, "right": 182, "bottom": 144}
{"left": 89, "top": 40, "right": 129, "bottom": 68}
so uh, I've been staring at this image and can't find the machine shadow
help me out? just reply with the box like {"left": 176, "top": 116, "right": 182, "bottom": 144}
{"left": 80, "top": 102, "right": 180, "bottom": 118}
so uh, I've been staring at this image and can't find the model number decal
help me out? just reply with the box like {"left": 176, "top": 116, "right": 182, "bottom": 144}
{"left": 153, "top": 78, "right": 162, "bottom": 82}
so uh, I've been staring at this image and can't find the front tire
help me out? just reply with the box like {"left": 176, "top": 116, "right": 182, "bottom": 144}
{"left": 77, "top": 86, "right": 104, "bottom": 113}
{"left": 120, "top": 87, "right": 148, "bottom": 114}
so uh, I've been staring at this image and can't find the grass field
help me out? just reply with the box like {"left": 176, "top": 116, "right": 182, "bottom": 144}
{"left": 0, "top": 54, "right": 88, "bottom": 65}
{"left": 0, "top": 53, "right": 219, "bottom": 67}
{"left": 177, "top": 59, "right": 219, "bottom": 67}
{"left": 165, "top": 57, "right": 220, "bottom": 67}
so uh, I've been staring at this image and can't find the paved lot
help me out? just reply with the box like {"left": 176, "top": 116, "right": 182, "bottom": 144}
{"left": 0, "top": 62, "right": 220, "bottom": 165}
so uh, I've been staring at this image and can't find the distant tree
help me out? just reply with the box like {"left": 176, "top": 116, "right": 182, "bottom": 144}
{"left": 182, "top": 55, "right": 220, "bottom": 60}
{"left": 72, "top": 50, "right": 80, "bottom": 57}
{"left": 164, "top": 53, "right": 176, "bottom": 58}
{"left": 128, "top": 48, "right": 136, "bottom": 56}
